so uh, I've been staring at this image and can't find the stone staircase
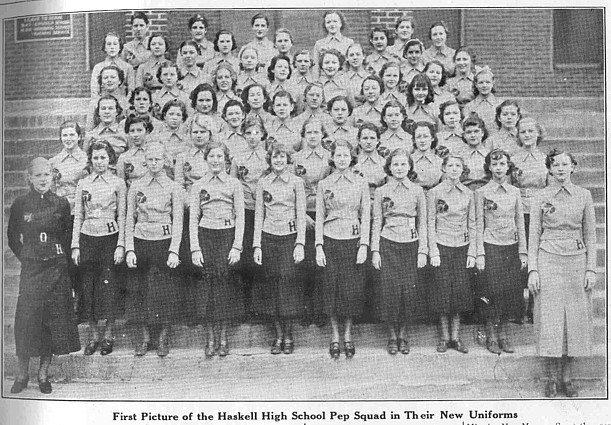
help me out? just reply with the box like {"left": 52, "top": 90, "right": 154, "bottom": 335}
{"left": 2, "top": 97, "right": 606, "bottom": 384}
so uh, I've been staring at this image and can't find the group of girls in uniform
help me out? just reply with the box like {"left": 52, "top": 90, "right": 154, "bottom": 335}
{"left": 8, "top": 10, "right": 596, "bottom": 399}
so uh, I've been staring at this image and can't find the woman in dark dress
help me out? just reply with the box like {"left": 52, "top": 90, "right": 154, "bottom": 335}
{"left": 7, "top": 157, "right": 81, "bottom": 394}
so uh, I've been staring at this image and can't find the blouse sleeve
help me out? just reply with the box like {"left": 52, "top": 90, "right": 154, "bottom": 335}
{"left": 7, "top": 197, "right": 23, "bottom": 261}
{"left": 528, "top": 194, "right": 543, "bottom": 273}
{"left": 427, "top": 190, "right": 439, "bottom": 258}
{"left": 252, "top": 180, "right": 265, "bottom": 249}
{"left": 370, "top": 187, "right": 383, "bottom": 252}
{"left": 189, "top": 182, "right": 202, "bottom": 254}
{"left": 294, "top": 177, "right": 307, "bottom": 246}
{"left": 233, "top": 179, "right": 245, "bottom": 251}
{"left": 71, "top": 182, "right": 85, "bottom": 249}
{"left": 514, "top": 189, "right": 527, "bottom": 255}
{"left": 169, "top": 184, "right": 184, "bottom": 255}
{"left": 583, "top": 189, "right": 597, "bottom": 272}
{"left": 359, "top": 180, "right": 371, "bottom": 246}
{"left": 174, "top": 153, "right": 185, "bottom": 190}
{"left": 116, "top": 180, "right": 127, "bottom": 248}
{"left": 474, "top": 190, "right": 485, "bottom": 257}
{"left": 125, "top": 185, "right": 137, "bottom": 253}
{"left": 416, "top": 187, "right": 428, "bottom": 255}
{"left": 116, "top": 154, "right": 127, "bottom": 183}
{"left": 315, "top": 179, "right": 326, "bottom": 247}
{"left": 467, "top": 191, "right": 477, "bottom": 258}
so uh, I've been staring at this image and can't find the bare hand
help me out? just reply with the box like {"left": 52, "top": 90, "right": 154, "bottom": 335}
{"left": 519, "top": 253, "right": 528, "bottom": 270}
{"left": 528, "top": 271, "right": 540, "bottom": 295}
{"left": 228, "top": 248, "right": 241, "bottom": 266}
{"left": 192, "top": 251, "right": 204, "bottom": 267}
{"left": 114, "top": 246, "right": 125, "bottom": 265}
{"left": 167, "top": 252, "right": 180, "bottom": 268}
{"left": 584, "top": 270, "right": 596, "bottom": 291}
{"left": 253, "top": 247, "right": 262, "bottom": 265}
{"left": 417, "top": 253, "right": 427, "bottom": 269}
{"left": 356, "top": 245, "right": 367, "bottom": 264}
{"left": 316, "top": 245, "right": 326, "bottom": 267}
{"left": 430, "top": 255, "right": 441, "bottom": 267}
{"left": 305, "top": 215, "right": 315, "bottom": 230}
{"left": 126, "top": 251, "right": 137, "bottom": 268}
{"left": 476, "top": 255, "right": 485, "bottom": 271}
{"left": 466, "top": 256, "right": 475, "bottom": 269}
{"left": 371, "top": 251, "right": 381, "bottom": 270}
{"left": 71, "top": 248, "right": 80, "bottom": 266}
{"left": 293, "top": 244, "right": 305, "bottom": 264}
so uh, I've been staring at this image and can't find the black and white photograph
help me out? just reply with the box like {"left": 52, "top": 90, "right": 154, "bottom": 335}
{"left": 0, "top": 1, "right": 608, "bottom": 423}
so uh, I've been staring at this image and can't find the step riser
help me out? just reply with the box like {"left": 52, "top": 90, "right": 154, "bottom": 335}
{"left": 4, "top": 115, "right": 87, "bottom": 129}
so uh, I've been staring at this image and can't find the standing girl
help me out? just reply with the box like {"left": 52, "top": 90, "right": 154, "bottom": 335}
{"left": 91, "top": 32, "right": 135, "bottom": 97}
{"left": 236, "top": 47, "right": 268, "bottom": 95}
{"left": 344, "top": 43, "right": 369, "bottom": 103}
{"left": 366, "top": 27, "right": 399, "bottom": 76}
{"left": 379, "top": 62, "right": 406, "bottom": 107}
{"left": 241, "top": 83, "right": 274, "bottom": 125}
{"left": 187, "top": 83, "right": 226, "bottom": 134}
{"left": 243, "top": 13, "right": 278, "bottom": 66}
{"left": 436, "top": 99, "right": 464, "bottom": 154}
{"left": 353, "top": 122, "right": 387, "bottom": 201}
{"left": 487, "top": 100, "right": 521, "bottom": 156}
{"left": 350, "top": 76, "right": 384, "bottom": 128}
{"left": 463, "top": 67, "right": 502, "bottom": 134}
{"left": 85, "top": 95, "right": 128, "bottom": 156}
{"left": 122, "top": 12, "right": 152, "bottom": 71}
{"left": 528, "top": 149, "right": 596, "bottom": 398}
{"left": 291, "top": 50, "right": 317, "bottom": 113}
{"left": 135, "top": 34, "right": 170, "bottom": 92}
{"left": 427, "top": 155, "right": 476, "bottom": 353}
{"left": 475, "top": 149, "right": 527, "bottom": 354}
{"left": 459, "top": 113, "right": 491, "bottom": 190}
{"left": 154, "top": 99, "right": 190, "bottom": 179}
{"left": 424, "top": 60, "right": 454, "bottom": 110}
{"left": 406, "top": 74, "right": 440, "bottom": 127}
{"left": 266, "top": 90, "right": 301, "bottom": 153}
{"left": 252, "top": 143, "right": 306, "bottom": 354}
{"left": 125, "top": 142, "right": 184, "bottom": 357}
{"left": 316, "top": 140, "right": 370, "bottom": 358}
{"left": 190, "top": 142, "right": 245, "bottom": 357}
{"left": 447, "top": 47, "right": 477, "bottom": 105}
{"left": 400, "top": 39, "right": 425, "bottom": 86}
{"left": 388, "top": 15, "right": 415, "bottom": 58}
{"left": 421, "top": 21, "right": 456, "bottom": 75}
{"left": 175, "top": 113, "right": 214, "bottom": 193}
{"left": 122, "top": 87, "right": 163, "bottom": 132}
{"left": 267, "top": 54, "right": 300, "bottom": 101}
{"left": 177, "top": 14, "right": 215, "bottom": 69}
{"left": 312, "top": 10, "right": 354, "bottom": 65}
{"left": 410, "top": 121, "right": 443, "bottom": 191}
{"left": 72, "top": 140, "right": 126, "bottom": 356}
{"left": 294, "top": 83, "right": 332, "bottom": 130}
{"left": 219, "top": 99, "right": 248, "bottom": 159}
{"left": 8, "top": 158, "right": 80, "bottom": 394}
{"left": 379, "top": 100, "right": 411, "bottom": 157}
{"left": 318, "top": 50, "right": 352, "bottom": 106}
{"left": 152, "top": 61, "right": 190, "bottom": 112}
{"left": 177, "top": 41, "right": 207, "bottom": 97}
{"left": 325, "top": 96, "right": 357, "bottom": 143}
{"left": 273, "top": 28, "right": 294, "bottom": 64}
{"left": 213, "top": 62, "right": 240, "bottom": 116}
{"left": 371, "top": 148, "right": 427, "bottom": 355}
{"left": 88, "top": 66, "right": 129, "bottom": 130}
{"left": 116, "top": 116, "right": 153, "bottom": 188}
{"left": 203, "top": 30, "right": 240, "bottom": 80}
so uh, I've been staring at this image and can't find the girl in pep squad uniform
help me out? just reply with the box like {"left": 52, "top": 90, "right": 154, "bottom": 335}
{"left": 316, "top": 140, "right": 370, "bottom": 359}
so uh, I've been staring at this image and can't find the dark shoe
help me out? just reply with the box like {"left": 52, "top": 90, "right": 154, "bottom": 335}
{"left": 498, "top": 338, "right": 514, "bottom": 353}
{"left": 134, "top": 342, "right": 148, "bottom": 357}
{"left": 329, "top": 342, "right": 340, "bottom": 359}
{"left": 344, "top": 341, "right": 355, "bottom": 358}
{"left": 486, "top": 339, "right": 502, "bottom": 355}
{"left": 10, "top": 378, "right": 28, "bottom": 394}
{"left": 436, "top": 339, "right": 448, "bottom": 353}
{"left": 450, "top": 339, "right": 469, "bottom": 354}
{"left": 100, "top": 339, "right": 114, "bottom": 356}
{"left": 545, "top": 380, "right": 559, "bottom": 398}
{"left": 271, "top": 339, "right": 283, "bottom": 355}
{"left": 205, "top": 343, "right": 216, "bottom": 358}
{"left": 398, "top": 338, "right": 410, "bottom": 355}
{"left": 84, "top": 340, "right": 99, "bottom": 356}
{"left": 38, "top": 379, "right": 52, "bottom": 394}
{"left": 156, "top": 340, "right": 169, "bottom": 357}
{"left": 283, "top": 340, "right": 294, "bottom": 355}
{"left": 387, "top": 339, "right": 398, "bottom": 355}
{"left": 561, "top": 380, "right": 578, "bottom": 398}
{"left": 218, "top": 342, "right": 229, "bottom": 357}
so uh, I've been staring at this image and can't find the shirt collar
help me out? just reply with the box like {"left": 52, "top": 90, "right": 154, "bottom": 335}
{"left": 359, "top": 152, "right": 382, "bottom": 164}
{"left": 205, "top": 171, "right": 228, "bottom": 183}
{"left": 412, "top": 150, "right": 435, "bottom": 162}
{"left": 326, "top": 34, "right": 345, "bottom": 43}
{"left": 304, "top": 146, "right": 326, "bottom": 159}
{"left": 555, "top": 182, "right": 576, "bottom": 196}
{"left": 444, "top": 179, "right": 467, "bottom": 193}
{"left": 346, "top": 69, "right": 368, "bottom": 79}
{"left": 99, "top": 122, "right": 120, "bottom": 133}
{"left": 332, "top": 169, "right": 355, "bottom": 183}
{"left": 189, "top": 146, "right": 206, "bottom": 156}
{"left": 246, "top": 147, "right": 266, "bottom": 160}
{"left": 160, "top": 86, "right": 181, "bottom": 97}
{"left": 92, "top": 171, "right": 112, "bottom": 184}
{"left": 392, "top": 176, "right": 412, "bottom": 190}
{"left": 181, "top": 67, "right": 200, "bottom": 78}
{"left": 59, "top": 148, "right": 86, "bottom": 161}
{"left": 466, "top": 145, "right": 488, "bottom": 156}
{"left": 475, "top": 93, "right": 497, "bottom": 106}
{"left": 272, "top": 170, "right": 290, "bottom": 183}
{"left": 144, "top": 172, "right": 168, "bottom": 187}
{"left": 490, "top": 180, "right": 511, "bottom": 192}
{"left": 442, "top": 129, "right": 463, "bottom": 139}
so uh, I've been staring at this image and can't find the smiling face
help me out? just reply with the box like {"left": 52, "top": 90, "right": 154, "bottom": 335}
{"left": 190, "top": 122, "right": 211, "bottom": 148}
{"left": 98, "top": 99, "right": 118, "bottom": 124}
{"left": 240, "top": 48, "right": 258, "bottom": 71}
{"left": 321, "top": 53, "right": 340, "bottom": 78}
{"left": 384, "top": 106, "right": 403, "bottom": 130}
{"left": 105, "top": 35, "right": 120, "bottom": 58}
{"left": 295, "top": 52, "right": 311, "bottom": 74}
{"left": 454, "top": 51, "right": 472, "bottom": 75}
{"left": 164, "top": 106, "right": 184, "bottom": 129}
{"left": 216, "top": 68, "right": 233, "bottom": 92}
{"left": 489, "top": 154, "right": 509, "bottom": 182}
{"left": 181, "top": 45, "right": 198, "bottom": 68}
{"left": 324, "top": 12, "right": 342, "bottom": 35}
{"left": 190, "top": 20, "right": 207, "bottom": 42}
{"left": 128, "top": 121, "right": 147, "bottom": 146}
{"left": 247, "top": 86, "right": 265, "bottom": 110}
{"left": 549, "top": 153, "right": 574, "bottom": 184}
{"left": 371, "top": 31, "right": 388, "bottom": 53}
{"left": 412, "top": 84, "right": 429, "bottom": 104}
{"left": 60, "top": 127, "right": 80, "bottom": 152}
{"left": 396, "top": 20, "right": 414, "bottom": 42}
{"left": 405, "top": 44, "right": 422, "bottom": 66}
{"left": 476, "top": 72, "right": 494, "bottom": 96}
{"left": 252, "top": 17, "right": 269, "bottom": 40}
{"left": 332, "top": 145, "right": 352, "bottom": 171}
{"left": 442, "top": 104, "right": 461, "bottom": 128}
{"left": 271, "top": 151, "right": 289, "bottom": 174}
{"left": 28, "top": 161, "right": 53, "bottom": 194}
{"left": 217, "top": 34, "right": 234, "bottom": 54}
{"left": 100, "top": 69, "right": 120, "bottom": 92}
{"left": 273, "top": 58, "right": 291, "bottom": 82}
{"left": 149, "top": 36, "right": 166, "bottom": 58}
{"left": 425, "top": 63, "right": 443, "bottom": 88}
{"left": 133, "top": 90, "right": 152, "bottom": 114}
{"left": 359, "top": 128, "right": 378, "bottom": 153}
{"left": 346, "top": 45, "right": 364, "bottom": 69}
{"left": 330, "top": 100, "right": 349, "bottom": 125}
{"left": 275, "top": 31, "right": 292, "bottom": 54}
{"left": 224, "top": 105, "right": 244, "bottom": 129}
{"left": 382, "top": 65, "right": 400, "bottom": 91}
{"left": 273, "top": 95, "right": 294, "bottom": 119}
{"left": 206, "top": 147, "right": 226, "bottom": 174}
{"left": 430, "top": 25, "right": 447, "bottom": 48}
{"left": 362, "top": 79, "right": 381, "bottom": 104}
{"left": 196, "top": 90, "right": 214, "bottom": 114}
{"left": 390, "top": 153, "right": 410, "bottom": 180}
{"left": 414, "top": 125, "right": 433, "bottom": 152}
{"left": 91, "top": 148, "right": 110, "bottom": 175}
{"left": 443, "top": 156, "right": 464, "bottom": 181}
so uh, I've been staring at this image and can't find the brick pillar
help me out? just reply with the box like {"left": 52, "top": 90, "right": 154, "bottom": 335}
{"left": 124, "top": 10, "right": 169, "bottom": 41}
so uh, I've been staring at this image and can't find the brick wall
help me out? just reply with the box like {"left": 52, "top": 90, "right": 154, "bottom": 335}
{"left": 4, "top": 14, "right": 90, "bottom": 99}
{"left": 124, "top": 10, "right": 169, "bottom": 40}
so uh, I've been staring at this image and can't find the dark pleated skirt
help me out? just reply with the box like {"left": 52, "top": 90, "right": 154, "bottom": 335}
{"left": 80, "top": 233, "right": 119, "bottom": 322}
{"left": 15, "top": 258, "right": 81, "bottom": 358}
{"left": 478, "top": 243, "right": 523, "bottom": 321}
{"left": 300, "top": 212, "right": 324, "bottom": 318}
{"left": 193, "top": 227, "right": 244, "bottom": 322}
{"left": 125, "top": 238, "right": 183, "bottom": 325}
{"left": 321, "top": 237, "right": 366, "bottom": 317}
{"left": 429, "top": 244, "right": 474, "bottom": 314}
{"left": 374, "top": 238, "right": 426, "bottom": 322}
{"left": 251, "top": 232, "right": 305, "bottom": 318}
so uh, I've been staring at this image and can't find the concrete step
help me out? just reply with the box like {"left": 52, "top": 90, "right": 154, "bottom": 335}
{"left": 4, "top": 114, "right": 88, "bottom": 130}
{"left": 515, "top": 97, "right": 604, "bottom": 113}
{"left": 542, "top": 137, "right": 604, "bottom": 153}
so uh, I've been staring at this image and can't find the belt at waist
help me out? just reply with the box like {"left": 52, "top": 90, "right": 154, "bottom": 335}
{"left": 541, "top": 229, "right": 582, "bottom": 240}
{"left": 85, "top": 211, "right": 116, "bottom": 220}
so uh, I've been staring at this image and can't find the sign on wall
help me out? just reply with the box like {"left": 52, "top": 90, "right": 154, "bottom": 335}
{"left": 14, "top": 14, "right": 73, "bottom": 42}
